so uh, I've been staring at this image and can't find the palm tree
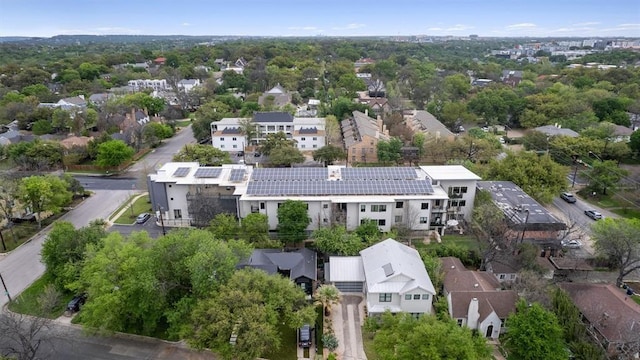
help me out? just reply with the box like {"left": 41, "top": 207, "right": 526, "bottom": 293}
{"left": 314, "top": 284, "right": 341, "bottom": 316}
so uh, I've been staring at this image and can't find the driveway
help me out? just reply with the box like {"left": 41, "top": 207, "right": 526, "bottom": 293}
{"left": 331, "top": 295, "right": 367, "bottom": 360}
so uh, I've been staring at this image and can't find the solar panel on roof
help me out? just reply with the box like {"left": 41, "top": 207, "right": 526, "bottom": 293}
{"left": 229, "top": 169, "right": 244, "bottom": 182}
{"left": 173, "top": 167, "right": 191, "bottom": 177}
{"left": 194, "top": 168, "right": 222, "bottom": 178}
{"left": 246, "top": 179, "right": 433, "bottom": 196}
{"left": 251, "top": 168, "right": 327, "bottom": 181}
{"left": 341, "top": 167, "right": 417, "bottom": 180}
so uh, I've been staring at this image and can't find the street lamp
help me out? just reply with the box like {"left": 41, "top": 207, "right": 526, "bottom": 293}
{"left": 158, "top": 206, "right": 166, "bottom": 236}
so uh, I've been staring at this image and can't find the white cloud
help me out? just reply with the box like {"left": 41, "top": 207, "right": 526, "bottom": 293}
{"left": 571, "top": 22, "right": 600, "bottom": 26}
{"left": 332, "top": 23, "right": 365, "bottom": 30}
{"left": 182, "top": 22, "right": 191, "bottom": 27}
{"left": 426, "top": 24, "right": 473, "bottom": 33}
{"left": 506, "top": 23, "right": 536, "bottom": 29}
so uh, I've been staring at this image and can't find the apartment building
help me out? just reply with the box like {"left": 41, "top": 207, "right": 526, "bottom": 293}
{"left": 341, "top": 110, "right": 389, "bottom": 164}
{"left": 127, "top": 79, "right": 168, "bottom": 92}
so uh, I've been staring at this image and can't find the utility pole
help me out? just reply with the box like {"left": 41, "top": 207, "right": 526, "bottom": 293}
{"left": 0, "top": 272, "right": 11, "bottom": 302}
{"left": 158, "top": 207, "right": 166, "bottom": 236}
{"left": 0, "top": 229, "right": 6, "bottom": 252}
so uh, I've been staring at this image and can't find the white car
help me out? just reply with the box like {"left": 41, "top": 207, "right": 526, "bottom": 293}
{"left": 562, "top": 239, "right": 582, "bottom": 248}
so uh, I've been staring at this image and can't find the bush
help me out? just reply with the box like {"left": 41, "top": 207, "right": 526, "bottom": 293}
{"left": 322, "top": 333, "right": 339, "bottom": 352}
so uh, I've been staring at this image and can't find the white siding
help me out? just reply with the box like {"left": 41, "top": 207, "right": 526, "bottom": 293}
{"left": 164, "top": 183, "right": 189, "bottom": 220}
{"left": 399, "top": 291, "right": 433, "bottom": 314}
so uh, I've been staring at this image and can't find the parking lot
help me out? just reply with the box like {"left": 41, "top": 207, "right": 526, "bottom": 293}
{"left": 110, "top": 215, "right": 166, "bottom": 238}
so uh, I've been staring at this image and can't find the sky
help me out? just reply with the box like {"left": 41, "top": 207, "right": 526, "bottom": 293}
{"left": 0, "top": 0, "right": 639, "bottom": 38}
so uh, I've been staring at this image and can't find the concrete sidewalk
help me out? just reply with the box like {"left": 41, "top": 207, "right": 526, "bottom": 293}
{"left": 331, "top": 295, "right": 367, "bottom": 360}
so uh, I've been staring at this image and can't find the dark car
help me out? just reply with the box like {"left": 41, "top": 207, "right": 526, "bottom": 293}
{"left": 298, "top": 324, "right": 311, "bottom": 348}
{"left": 584, "top": 209, "right": 603, "bottom": 220}
{"left": 67, "top": 294, "right": 87, "bottom": 313}
{"left": 560, "top": 192, "right": 577, "bottom": 203}
{"left": 136, "top": 213, "right": 151, "bottom": 224}
{"left": 237, "top": 151, "right": 244, "bottom": 157}
{"left": 254, "top": 152, "right": 262, "bottom": 157}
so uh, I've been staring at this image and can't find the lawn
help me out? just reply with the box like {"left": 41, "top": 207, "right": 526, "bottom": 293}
{"left": 413, "top": 234, "right": 479, "bottom": 252}
{"left": 263, "top": 323, "right": 298, "bottom": 360}
{"left": 174, "top": 119, "right": 192, "bottom": 128}
{"left": 611, "top": 207, "right": 640, "bottom": 219}
{"left": 113, "top": 194, "right": 152, "bottom": 224}
{"left": 362, "top": 331, "right": 379, "bottom": 360}
{"left": 8, "top": 273, "right": 73, "bottom": 319}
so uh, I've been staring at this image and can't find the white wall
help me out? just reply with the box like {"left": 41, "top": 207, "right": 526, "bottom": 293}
{"left": 294, "top": 134, "right": 325, "bottom": 150}
{"left": 212, "top": 134, "right": 246, "bottom": 152}
{"left": 479, "top": 311, "right": 502, "bottom": 339}
{"left": 366, "top": 292, "right": 401, "bottom": 313}
{"left": 439, "top": 179, "right": 477, "bottom": 221}
{"left": 399, "top": 291, "right": 433, "bottom": 314}
{"left": 164, "top": 182, "right": 189, "bottom": 220}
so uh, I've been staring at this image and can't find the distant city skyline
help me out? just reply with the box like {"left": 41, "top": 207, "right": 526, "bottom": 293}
{"left": 0, "top": 0, "right": 639, "bottom": 38}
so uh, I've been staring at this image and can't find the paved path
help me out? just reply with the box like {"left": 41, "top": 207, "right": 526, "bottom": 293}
{"left": 332, "top": 295, "right": 367, "bottom": 360}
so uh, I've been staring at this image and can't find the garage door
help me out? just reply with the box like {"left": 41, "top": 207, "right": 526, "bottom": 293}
{"left": 333, "top": 281, "right": 363, "bottom": 293}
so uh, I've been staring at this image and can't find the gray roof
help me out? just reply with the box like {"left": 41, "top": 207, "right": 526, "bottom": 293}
{"left": 341, "top": 110, "right": 387, "bottom": 148}
{"left": 221, "top": 127, "right": 242, "bottom": 134}
{"left": 254, "top": 112, "right": 293, "bottom": 123}
{"left": 360, "top": 239, "right": 435, "bottom": 295}
{"left": 534, "top": 125, "right": 579, "bottom": 138}
{"left": 413, "top": 111, "right": 454, "bottom": 137}
{"left": 477, "top": 181, "right": 566, "bottom": 230}
{"left": 61, "top": 96, "right": 87, "bottom": 106}
{"left": 89, "top": 93, "right": 110, "bottom": 103}
{"left": 237, "top": 248, "right": 317, "bottom": 281}
{"left": 298, "top": 127, "right": 318, "bottom": 134}
{"left": 178, "top": 79, "right": 199, "bottom": 86}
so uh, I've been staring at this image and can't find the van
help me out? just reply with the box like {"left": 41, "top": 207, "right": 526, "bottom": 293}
{"left": 298, "top": 324, "right": 311, "bottom": 348}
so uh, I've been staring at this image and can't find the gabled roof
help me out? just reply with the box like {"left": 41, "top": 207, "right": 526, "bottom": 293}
{"left": 412, "top": 111, "right": 454, "bottom": 137}
{"left": 534, "top": 125, "right": 579, "bottom": 138}
{"left": 360, "top": 238, "right": 435, "bottom": 295}
{"left": 450, "top": 291, "right": 518, "bottom": 320}
{"left": 441, "top": 257, "right": 501, "bottom": 292}
{"left": 559, "top": 283, "right": 640, "bottom": 345}
{"left": 266, "top": 84, "right": 287, "bottom": 94}
{"left": 613, "top": 124, "right": 633, "bottom": 136}
{"left": 237, "top": 248, "right": 317, "bottom": 281}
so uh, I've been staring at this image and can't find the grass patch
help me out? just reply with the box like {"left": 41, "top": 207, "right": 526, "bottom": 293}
{"left": 8, "top": 273, "right": 73, "bottom": 319}
{"left": 174, "top": 119, "right": 192, "bottom": 128}
{"left": 113, "top": 194, "right": 151, "bottom": 224}
{"left": 611, "top": 207, "right": 640, "bottom": 219}
{"left": 413, "top": 234, "right": 479, "bottom": 252}
{"left": 316, "top": 305, "right": 324, "bottom": 354}
{"left": 632, "top": 296, "right": 640, "bottom": 306}
{"left": 362, "top": 330, "right": 379, "bottom": 360}
{"left": 263, "top": 323, "right": 298, "bottom": 360}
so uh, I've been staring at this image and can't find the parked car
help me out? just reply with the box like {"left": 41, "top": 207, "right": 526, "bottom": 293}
{"left": 584, "top": 210, "right": 603, "bottom": 220}
{"left": 67, "top": 294, "right": 87, "bottom": 313}
{"left": 254, "top": 152, "right": 262, "bottom": 157}
{"left": 136, "top": 213, "right": 151, "bottom": 224}
{"left": 562, "top": 239, "right": 582, "bottom": 248}
{"left": 237, "top": 151, "right": 244, "bottom": 157}
{"left": 298, "top": 324, "right": 312, "bottom": 348}
{"left": 560, "top": 192, "right": 577, "bottom": 203}
{"left": 481, "top": 125, "right": 490, "bottom": 132}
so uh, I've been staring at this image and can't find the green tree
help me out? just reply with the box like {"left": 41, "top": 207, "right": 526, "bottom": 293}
{"left": 31, "top": 119, "right": 53, "bottom": 135}
{"left": 313, "top": 145, "right": 346, "bottom": 165}
{"left": 312, "top": 225, "right": 365, "bottom": 256}
{"left": 584, "top": 159, "right": 628, "bottom": 195}
{"left": 208, "top": 213, "right": 240, "bottom": 240}
{"left": 443, "top": 73, "right": 472, "bottom": 100}
{"left": 143, "top": 122, "right": 174, "bottom": 147}
{"left": 277, "top": 200, "right": 310, "bottom": 244}
{"left": 366, "top": 312, "right": 491, "bottom": 360}
{"left": 240, "top": 213, "right": 271, "bottom": 245}
{"left": 314, "top": 284, "right": 341, "bottom": 316}
{"left": 172, "top": 144, "right": 231, "bottom": 166}
{"left": 185, "top": 268, "right": 316, "bottom": 360}
{"left": 18, "top": 175, "right": 72, "bottom": 228}
{"left": 503, "top": 301, "right": 566, "bottom": 360}
{"left": 377, "top": 137, "right": 403, "bottom": 164}
{"left": 630, "top": 130, "right": 640, "bottom": 154}
{"left": 41, "top": 221, "right": 107, "bottom": 290}
{"left": 258, "top": 132, "right": 296, "bottom": 155}
{"left": 95, "top": 140, "right": 135, "bottom": 167}
{"left": 238, "top": 118, "right": 257, "bottom": 146}
{"left": 591, "top": 218, "right": 640, "bottom": 287}
{"left": 485, "top": 152, "right": 567, "bottom": 204}
{"left": 268, "top": 146, "right": 304, "bottom": 167}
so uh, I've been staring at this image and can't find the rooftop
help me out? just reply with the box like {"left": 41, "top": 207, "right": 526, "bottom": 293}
{"left": 254, "top": 112, "right": 294, "bottom": 123}
{"left": 420, "top": 165, "right": 482, "bottom": 181}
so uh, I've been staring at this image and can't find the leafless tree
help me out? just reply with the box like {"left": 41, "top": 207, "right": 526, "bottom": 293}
{"left": 0, "top": 175, "right": 20, "bottom": 241}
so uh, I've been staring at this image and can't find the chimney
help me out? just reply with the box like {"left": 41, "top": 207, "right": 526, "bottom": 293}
{"left": 365, "top": 109, "right": 369, "bottom": 116}
{"left": 467, "top": 298, "right": 480, "bottom": 329}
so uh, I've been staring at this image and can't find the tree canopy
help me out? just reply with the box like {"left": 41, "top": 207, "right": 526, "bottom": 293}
{"left": 173, "top": 144, "right": 231, "bottom": 166}
{"left": 277, "top": 200, "right": 310, "bottom": 244}
{"left": 95, "top": 140, "right": 135, "bottom": 167}
{"left": 17, "top": 175, "right": 72, "bottom": 228}
{"left": 591, "top": 218, "right": 640, "bottom": 286}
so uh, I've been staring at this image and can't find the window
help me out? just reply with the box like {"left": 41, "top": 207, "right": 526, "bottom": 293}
{"left": 313, "top": 145, "right": 317, "bottom": 148}
{"left": 379, "top": 293, "right": 392, "bottom": 302}
{"left": 301, "top": 144, "right": 306, "bottom": 148}
{"left": 260, "top": 202, "right": 265, "bottom": 210}
{"left": 510, "top": 274, "right": 516, "bottom": 280}
{"left": 457, "top": 319, "right": 463, "bottom": 326}
{"left": 170, "top": 197, "right": 174, "bottom": 201}
{"left": 220, "top": 137, "right": 224, "bottom": 141}
{"left": 450, "top": 200, "right": 458, "bottom": 207}
{"left": 396, "top": 202, "right": 404, "bottom": 209}
{"left": 461, "top": 186, "right": 468, "bottom": 193}
{"left": 459, "top": 200, "right": 466, "bottom": 207}
{"left": 405, "top": 294, "right": 412, "bottom": 300}
{"left": 421, "top": 203, "right": 429, "bottom": 210}
{"left": 168, "top": 184, "right": 172, "bottom": 188}
{"left": 360, "top": 205, "right": 366, "bottom": 212}
{"left": 278, "top": 125, "right": 284, "bottom": 131}
{"left": 174, "top": 209, "right": 182, "bottom": 219}
{"left": 323, "top": 204, "right": 328, "bottom": 209}
{"left": 267, "top": 126, "right": 275, "bottom": 131}
{"left": 301, "top": 137, "right": 306, "bottom": 141}
{"left": 435, "top": 200, "right": 441, "bottom": 206}
{"left": 499, "top": 274, "right": 506, "bottom": 280}
{"left": 313, "top": 137, "right": 317, "bottom": 141}
{"left": 422, "top": 294, "right": 430, "bottom": 300}
{"left": 232, "top": 137, "right": 237, "bottom": 141}
{"left": 413, "top": 294, "right": 420, "bottom": 300}
{"left": 419, "top": 217, "right": 428, "bottom": 224}
{"left": 371, "top": 205, "right": 387, "bottom": 212}
{"left": 232, "top": 144, "right": 237, "bottom": 148}
{"left": 395, "top": 215, "right": 402, "bottom": 223}
{"left": 378, "top": 219, "right": 386, "bottom": 226}
{"left": 220, "top": 145, "right": 225, "bottom": 148}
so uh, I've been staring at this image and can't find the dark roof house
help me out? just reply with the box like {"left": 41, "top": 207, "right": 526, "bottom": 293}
{"left": 237, "top": 248, "right": 317, "bottom": 295}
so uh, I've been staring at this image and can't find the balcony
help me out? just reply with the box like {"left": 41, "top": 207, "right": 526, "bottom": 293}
{"left": 448, "top": 193, "right": 463, "bottom": 199}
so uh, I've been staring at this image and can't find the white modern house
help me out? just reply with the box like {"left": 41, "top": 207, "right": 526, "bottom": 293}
{"left": 127, "top": 79, "right": 168, "bottom": 92}
{"left": 211, "top": 112, "right": 326, "bottom": 152}
{"left": 177, "top": 79, "right": 201, "bottom": 93}
{"left": 328, "top": 239, "right": 435, "bottom": 316}
{"left": 147, "top": 163, "right": 482, "bottom": 233}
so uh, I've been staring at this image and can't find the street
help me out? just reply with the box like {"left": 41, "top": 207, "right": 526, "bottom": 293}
{"left": 127, "top": 124, "right": 195, "bottom": 174}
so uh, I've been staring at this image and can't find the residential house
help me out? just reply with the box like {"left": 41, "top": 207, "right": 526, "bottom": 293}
{"left": 0, "top": 130, "right": 35, "bottom": 146}
{"left": 559, "top": 283, "right": 640, "bottom": 357}
{"left": 471, "top": 79, "right": 493, "bottom": 87}
{"left": 441, "top": 257, "right": 517, "bottom": 339}
{"left": 39, "top": 95, "right": 87, "bottom": 111}
{"left": 476, "top": 181, "right": 567, "bottom": 249}
{"left": 612, "top": 124, "right": 634, "bottom": 143}
{"left": 154, "top": 57, "right": 166, "bottom": 66}
{"left": 366, "top": 78, "right": 386, "bottom": 98}
{"left": 354, "top": 58, "right": 375, "bottom": 72}
{"left": 258, "top": 84, "right": 292, "bottom": 108}
{"left": 237, "top": 248, "right": 317, "bottom": 296}
{"left": 125, "top": 109, "right": 150, "bottom": 127}
{"left": 405, "top": 110, "right": 455, "bottom": 141}
{"left": 328, "top": 239, "right": 435, "bottom": 317}
{"left": 113, "top": 62, "right": 149, "bottom": 71}
{"left": 88, "top": 93, "right": 112, "bottom": 107}
{"left": 177, "top": 79, "right": 201, "bottom": 93}
{"left": 194, "top": 65, "right": 212, "bottom": 73}
{"left": 127, "top": 79, "right": 168, "bottom": 92}
{"left": 341, "top": 110, "right": 389, "bottom": 164}
{"left": 534, "top": 124, "right": 579, "bottom": 138}
{"left": 147, "top": 163, "right": 481, "bottom": 234}
{"left": 501, "top": 70, "right": 524, "bottom": 87}
{"left": 358, "top": 97, "right": 391, "bottom": 117}
{"left": 211, "top": 112, "right": 326, "bottom": 152}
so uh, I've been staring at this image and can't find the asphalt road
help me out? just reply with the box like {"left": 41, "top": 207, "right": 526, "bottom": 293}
{"left": 127, "top": 124, "right": 196, "bottom": 174}
{"left": 75, "top": 176, "right": 138, "bottom": 191}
